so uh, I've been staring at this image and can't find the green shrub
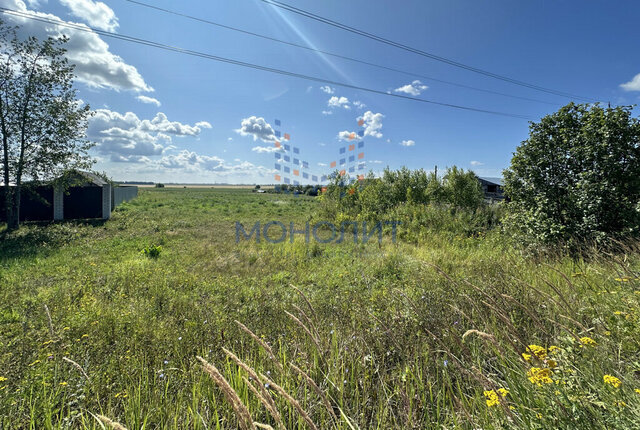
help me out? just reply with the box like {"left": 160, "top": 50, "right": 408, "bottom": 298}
{"left": 141, "top": 244, "right": 162, "bottom": 259}
{"left": 504, "top": 103, "right": 640, "bottom": 250}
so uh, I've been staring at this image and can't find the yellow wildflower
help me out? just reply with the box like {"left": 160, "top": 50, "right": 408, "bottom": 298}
{"left": 59, "top": 382, "right": 68, "bottom": 386}
{"left": 522, "top": 353, "right": 532, "bottom": 361}
{"left": 528, "top": 367, "right": 553, "bottom": 386}
{"left": 42, "top": 340, "right": 55, "bottom": 346}
{"left": 547, "top": 359, "right": 558, "bottom": 369}
{"left": 579, "top": 337, "right": 597, "bottom": 347}
{"left": 634, "top": 389, "right": 640, "bottom": 395}
{"left": 548, "top": 346, "right": 560, "bottom": 354}
{"left": 614, "top": 401, "right": 627, "bottom": 408}
{"left": 484, "top": 390, "right": 500, "bottom": 407}
{"left": 0, "top": 376, "right": 7, "bottom": 382}
{"left": 81, "top": 334, "right": 89, "bottom": 339}
{"left": 603, "top": 375, "right": 622, "bottom": 388}
{"left": 28, "top": 360, "right": 41, "bottom": 366}
{"left": 527, "top": 345, "right": 547, "bottom": 360}
{"left": 498, "top": 388, "right": 509, "bottom": 397}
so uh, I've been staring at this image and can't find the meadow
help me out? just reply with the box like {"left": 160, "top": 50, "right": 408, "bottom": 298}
{"left": 1, "top": 188, "right": 639, "bottom": 429}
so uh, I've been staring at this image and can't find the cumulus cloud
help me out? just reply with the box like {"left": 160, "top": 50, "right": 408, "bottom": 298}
{"left": 328, "top": 96, "right": 351, "bottom": 109}
{"left": 400, "top": 140, "right": 415, "bottom": 147}
{"left": 235, "top": 116, "right": 276, "bottom": 142}
{"left": 358, "top": 111, "right": 384, "bottom": 138}
{"left": 320, "top": 86, "right": 335, "bottom": 94}
{"left": 338, "top": 130, "right": 358, "bottom": 141}
{"left": 136, "top": 95, "right": 161, "bottom": 107}
{"left": 251, "top": 145, "right": 282, "bottom": 153}
{"left": 59, "top": 0, "right": 118, "bottom": 32}
{"left": 153, "top": 151, "right": 273, "bottom": 176}
{"left": 620, "top": 73, "right": 640, "bottom": 91}
{"left": 394, "top": 80, "right": 429, "bottom": 96}
{"left": 4, "top": 0, "right": 152, "bottom": 92}
{"left": 470, "top": 160, "right": 484, "bottom": 166}
{"left": 321, "top": 110, "right": 333, "bottom": 116}
{"left": 353, "top": 100, "right": 366, "bottom": 109}
{"left": 88, "top": 109, "right": 211, "bottom": 159}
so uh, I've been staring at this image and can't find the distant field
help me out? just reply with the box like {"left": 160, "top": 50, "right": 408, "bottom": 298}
{"left": 1, "top": 188, "right": 639, "bottom": 429}
{"left": 133, "top": 184, "right": 275, "bottom": 189}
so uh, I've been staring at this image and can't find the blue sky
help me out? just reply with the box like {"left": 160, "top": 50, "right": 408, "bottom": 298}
{"left": 3, "top": 0, "right": 640, "bottom": 183}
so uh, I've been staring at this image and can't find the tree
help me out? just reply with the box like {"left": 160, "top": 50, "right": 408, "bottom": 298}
{"left": 441, "top": 166, "right": 484, "bottom": 210}
{"left": 0, "top": 21, "right": 93, "bottom": 230}
{"left": 503, "top": 103, "right": 640, "bottom": 248}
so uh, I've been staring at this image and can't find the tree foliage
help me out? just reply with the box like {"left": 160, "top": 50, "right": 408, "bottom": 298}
{"left": 0, "top": 20, "right": 93, "bottom": 230}
{"left": 503, "top": 103, "right": 640, "bottom": 248}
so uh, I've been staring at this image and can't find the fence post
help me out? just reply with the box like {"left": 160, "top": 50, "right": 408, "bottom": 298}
{"left": 53, "top": 184, "right": 64, "bottom": 221}
{"left": 102, "top": 184, "right": 112, "bottom": 220}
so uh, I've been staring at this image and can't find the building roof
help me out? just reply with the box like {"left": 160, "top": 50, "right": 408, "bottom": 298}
{"left": 478, "top": 177, "right": 504, "bottom": 186}
{"left": 64, "top": 170, "right": 107, "bottom": 186}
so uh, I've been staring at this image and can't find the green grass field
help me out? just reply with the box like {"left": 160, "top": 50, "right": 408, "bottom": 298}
{"left": 1, "top": 188, "right": 640, "bottom": 429}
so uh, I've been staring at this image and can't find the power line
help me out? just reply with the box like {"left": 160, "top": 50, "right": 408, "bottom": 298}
{"left": 0, "top": 7, "right": 533, "bottom": 120}
{"left": 259, "top": 0, "right": 597, "bottom": 102}
{"left": 122, "top": 0, "right": 557, "bottom": 106}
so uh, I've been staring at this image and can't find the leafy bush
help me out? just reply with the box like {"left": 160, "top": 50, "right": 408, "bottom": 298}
{"left": 141, "top": 244, "right": 162, "bottom": 259}
{"left": 504, "top": 103, "right": 640, "bottom": 250}
{"left": 317, "top": 166, "right": 492, "bottom": 235}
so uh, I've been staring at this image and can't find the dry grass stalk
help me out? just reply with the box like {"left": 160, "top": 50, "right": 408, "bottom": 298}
{"left": 242, "top": 376, "right": 285, "bottom": 430}
{"left": 254, "top": 423, "right": 275, "bottom": 430}
{"left": 44, "top": 304, "right": 54, "bottom": 338}
{"left": 284, "top": 310, "right": 322, "bottom": 353}
{"left": 196, "top": 356, "right": 256, "bottom": 430}
{"left": 290, "top": 363, "right": 338, "bottom": 424}
{"left": 223, "top": 347, "right": 283, "bottom": 429}
{"left": 292, "top": 304, "right": 322, "bottom": 348}
{"left": 62, "top": 357, "right": 90, "bottom": 381}
{"left": 235, "top": 320, "right": 283, "bottom": 371}
{"left": 95, "top": 414, "right": 128, "bottom": 430}
{"left": 260, "top": 373, "right": 318, "bottom": 430}
{"left": 289, "top": 284, "right": 317, "bottom": 320}
{"left": 461, "top": 330, "right": 507, "bottom": 357}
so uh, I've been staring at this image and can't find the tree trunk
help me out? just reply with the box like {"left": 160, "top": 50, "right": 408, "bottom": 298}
{"left": 6, "top": 186, "right": 19, "bottom": 231}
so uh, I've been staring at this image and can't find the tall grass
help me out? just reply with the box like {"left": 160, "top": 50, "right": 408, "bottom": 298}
{"left": 0, "top": 188, "right": 639, "bottom": 428}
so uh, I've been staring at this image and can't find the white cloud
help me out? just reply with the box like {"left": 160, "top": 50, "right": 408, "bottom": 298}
{"left": 4, "top": 0, "right": 152, "bottom": 92}
{"left": 338, "top": 130, "right": 358, "bottom": 141}
{"left": 400, "top": 140, "right": 415, "bottom": 147}
{"left": 358, "top": 111, "right": 384, "bottom": 138}
{"left": 227, "top": 137, "right": 233, "bottom": 142}
{"left": 25, "top": 0, "right": 46, "bottom": 7}
{"left": 470, "top": 160, "right": 484, "bottom": 166}
{"left": 88, "top": 109, "right": 211, "bottom": 158}
{"left": 353, "top": 100, "right": 366, "bottom": 109}
{"left": 320, "top": 86, "right": 335, "bottom": 94}
{"left": 328, "top": 96, "right": 351, "bottom": 109}
{"left": 317, "top": 162, "right": 327, "bottom": 167}
{"left": 136, "top": 95, "right": 161, "bottom": 107}
{"left": 195, "top": 121, "right": 212, "bottom": 129}
{"left": 235, "top": 116, "right": 276, "bottom": 142}
{"left": 59, "top": 0, "right": 118, "bottom": 32}
{"left": 394, "top": 80, "right": 429, "bottom": 96}
{"left": 620, "top": 73, "right": 640, "bottom": 91}
{"left": 321, "top": 110, "right": 333, "bottom": 116}
{"left": 370, "top": 160, "right": 383, "bottom": 164}
{"left": 251, "top": 145, "right": 282, "bottom": 153}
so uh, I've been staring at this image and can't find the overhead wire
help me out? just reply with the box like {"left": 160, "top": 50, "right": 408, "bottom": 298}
{"left": 0, "top": 7, "right": 534, "bottom": 120}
